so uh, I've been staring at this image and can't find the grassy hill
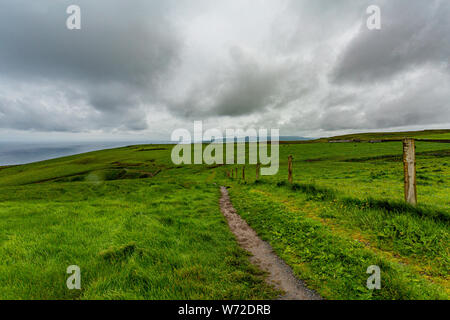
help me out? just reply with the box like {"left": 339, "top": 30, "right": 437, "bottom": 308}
{"left": 0, "top": 146, "right": 278, "bottom": 299}
{"left": 320, "top": 129, "right": 450, "bottom": 142}
{"left": 0, "top": 131, "right": 448, "bottom": 299}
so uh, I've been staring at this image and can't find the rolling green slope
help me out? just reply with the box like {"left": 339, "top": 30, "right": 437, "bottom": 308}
{"left": 224, "top": 137, "right": 449, "bottom": 299}
{"left": 0, "top": 146, "right": 277, "bottom": 299}
{"left": 321, "top": 129, "right": 450, "bottom": 142}
{"left": 0, "top": 130, "right": 448, "bottom": 299}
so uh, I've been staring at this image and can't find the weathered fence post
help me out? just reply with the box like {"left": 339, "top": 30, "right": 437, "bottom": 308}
{"left": 242, "top": 166, "right": 246, "bottom": 181}
{"left": 288, "top": 155, "right": 293, "bottom": 184}
{"left": 403, "top": 139, "right": 417, "bottom": 205}
{"left": 256, "top": 162, "right": 260, "bottom": 181}
{"left": 235, "top": 168, "right": 238, "bottom": 179}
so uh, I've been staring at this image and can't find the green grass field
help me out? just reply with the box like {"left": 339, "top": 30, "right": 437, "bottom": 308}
{"left": 310, "top": 129, "right": 450, "bottom": 143}
{"left": 0, "top": 131, "right": 448, "bottom": 300}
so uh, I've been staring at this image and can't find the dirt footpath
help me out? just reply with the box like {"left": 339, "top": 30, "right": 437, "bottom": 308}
{"left": 219, "top": 186, "right": 321, "bottom": 300}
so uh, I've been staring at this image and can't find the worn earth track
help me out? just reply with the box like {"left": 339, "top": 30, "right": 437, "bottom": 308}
{"left": 219, "top": 186, "right": 321, "bottom": 300}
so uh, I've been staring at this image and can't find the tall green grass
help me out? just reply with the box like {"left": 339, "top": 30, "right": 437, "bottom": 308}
{"left": 0, "top": 132, "right": 448, "bottom": 300}
{"left": 0, "top": 147, "right": 278, "bottom": 299}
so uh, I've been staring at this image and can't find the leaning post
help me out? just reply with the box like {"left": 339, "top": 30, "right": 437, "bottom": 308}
{"left": 403, "top": 138, "right": 417, "bottom": 206}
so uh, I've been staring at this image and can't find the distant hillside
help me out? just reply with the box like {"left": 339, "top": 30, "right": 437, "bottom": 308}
{"left": 206, "top": 136, "right": 312, "bottom": 143}
{"left": 320, "top": 129, "right": 450, "bottom": 143}
{"left": 279, "top": 129, "right": 450, "bottom": 144}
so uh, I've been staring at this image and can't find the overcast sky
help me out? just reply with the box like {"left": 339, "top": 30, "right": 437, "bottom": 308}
{"left": 0, "top": 0, "right": 449, "bottom": 141}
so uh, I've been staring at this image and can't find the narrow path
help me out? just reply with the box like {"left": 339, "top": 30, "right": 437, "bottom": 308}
{"left": 219, "top": 186, "right": 321, "bottom": 300}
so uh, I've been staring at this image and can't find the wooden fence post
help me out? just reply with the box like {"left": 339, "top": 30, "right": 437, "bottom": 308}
{"left": 403, "top": 139, "right": 417, "bottom": 205}
{"left": 242, "top": 166, "right": 246, "bottom": 181}
{"left": 288, "top": 155, "right": 293, "bottom": 184}
{"left": 235, "top": 168, "right": 238, "bottom": 179}
{"left": 256, "top": 163, "right": 260, "bottom": 181}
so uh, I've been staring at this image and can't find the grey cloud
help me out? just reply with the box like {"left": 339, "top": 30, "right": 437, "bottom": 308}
{"left": 332, "top": 0, "right": 450, "bottom": 83}
{"left": 0, "top": 0, "right": 181, "bottom": 131}
{"left": 0, "top": 92, "right": 85, "bottom": 132}
{"left": 303, "top": 69, "right": 450, "bottom": 131}
{"left": 363, "top": 77, "right": 450, "bottom": 129}
{"left": 0, "top": 0, "right": 448, "bottom": 138}
{"left": 165, "top": 47, "right": 314, "bottom": 119}
{"left": 0, "top": 1, "right": 179, "bottom": 84}
{"left": 0, "top": 83, "right": 150, "bottom": 132}
{"left": 213, "top": 63, "right": 282, "bottom": 116}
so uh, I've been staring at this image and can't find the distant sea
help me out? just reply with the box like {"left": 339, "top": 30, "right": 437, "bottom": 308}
{"left": 0, "top": 136, "right": 312, "bottom": 166}
{"left": 0, "top": 141, "right": 161, "bottom": 166}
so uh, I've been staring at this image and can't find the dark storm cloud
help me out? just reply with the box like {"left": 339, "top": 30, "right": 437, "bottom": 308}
{"left": 332, "top": 0, "right": 450, "bottom": 83}
{"left": 0, "top": 0, "right": 449, "bottom": 137}
{"left": 313, "top": 66, "right": 450, "bottom": 131}
{"left": 0, "top": 1, "right": 179, "bottom": 83}
{"left": 164, "top": 47, "right": 310, "bottom": 118}
{"left": 0, "top": 0, "right": 180, "bottom": 131}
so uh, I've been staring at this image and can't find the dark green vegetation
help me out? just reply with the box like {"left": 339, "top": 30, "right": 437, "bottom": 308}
{"left": 227, "top": 138, "right": 449, "bottom": 299}
{"left": 0, "top": 130, "right": 448, "bottom": 299}
{"left": 0, "top": 146, "right": 277, "bottom": 299}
